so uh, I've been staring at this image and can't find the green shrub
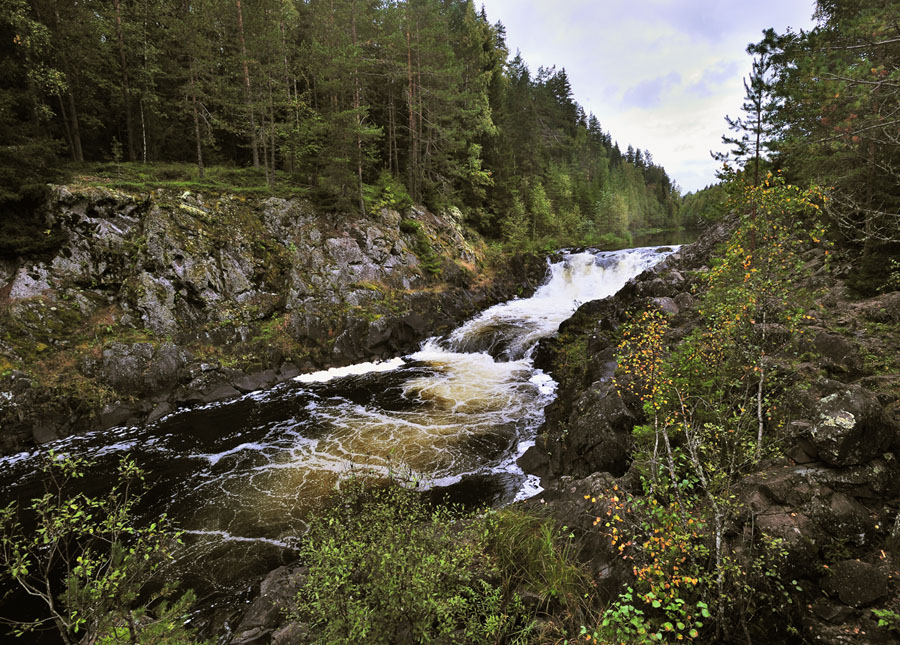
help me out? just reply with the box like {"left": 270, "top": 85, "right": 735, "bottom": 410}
{"left": 364, "top": 170, "right": 413, "bottom": 214}
{"left": 399, "top": 217, "right": 421, "bottom": 235}
{"left": 0, "top": 452, "right": 202, "bottom": 643}
{"left": 483, "top": 509, "right": 593, "bottom": 617}
{"left": 399, "top": 218, "right": 442, "bottom": 276}
{"left": 292, "top": 479, "right": 530, "bottom": 644}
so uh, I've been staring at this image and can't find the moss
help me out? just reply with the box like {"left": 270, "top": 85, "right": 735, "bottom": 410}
{"left": 400, "top": 218, "right": 443, "bottom": 276}
{"left": 0, "top": 355, "right": 17, "bottom": 378}
{"left": 352, "top": 280, "right": 385, "bottom": 292}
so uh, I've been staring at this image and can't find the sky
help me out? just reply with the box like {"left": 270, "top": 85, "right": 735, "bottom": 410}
{"left": 477, "top": 0, "right": 817, "bottom": 193}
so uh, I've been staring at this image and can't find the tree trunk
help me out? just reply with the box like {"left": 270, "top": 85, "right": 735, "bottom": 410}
{"left": 388, "top": 88, "right": 396, "bottom": 174}
{"left": 189, "top": 63, "right": 204, "bottom": 178}
{"left": 140, "top": 99, "right": 147, "bottom": 163}
{"left": 351, "top": 4, "right": 365, "bottom": 214}
{"left": 113, "top": 0, "right": 136, "bottom": 161}
{"left": 406, "top": 23, "right": 417, "bottom": 203}
{"left": 261, "top": 108, "right": 270, "bottom": 186}
{"left": 416, "top": 31, "right": 424, "bottom": 198}
{"left": 280, "top": 20, "right": 294, "bottom": 174}
{"left": 68, "top": 91, "right": 84, "bottom": 162}
{"left": 236, "top": 0, "right": 259, "bottom": 167}
{"left": 51, "top": 5, "right": 83, "bottom": 161}
{"left": 56, "top": 93, "right": 76, "bottom": 161}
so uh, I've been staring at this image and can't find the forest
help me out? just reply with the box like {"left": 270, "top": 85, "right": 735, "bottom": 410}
{"left": 1, "top": 0, "right": 680, "bottom": 255}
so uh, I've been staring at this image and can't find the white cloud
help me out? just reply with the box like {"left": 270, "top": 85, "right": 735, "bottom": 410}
{"left": 479, "top": 0, "right": 816, "bottom": 192}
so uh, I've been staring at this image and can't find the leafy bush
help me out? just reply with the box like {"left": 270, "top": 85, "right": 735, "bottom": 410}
{"left": 0, "top": 452, "right": 202, "bottom": 643}
{"left": 293, "top": 479, "right": 530, "bottom": 644}
{"left": 364, "top": 170, "right": 413, "bottom": 214}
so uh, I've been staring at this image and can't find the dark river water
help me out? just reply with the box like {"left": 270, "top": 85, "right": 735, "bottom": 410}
{"left": 0, "top": 244, "right": 679, "bottom": 638}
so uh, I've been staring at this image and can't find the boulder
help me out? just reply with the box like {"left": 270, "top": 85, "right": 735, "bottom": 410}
{"left": 82, "top": 341, "right": 190, "bottom": 397}
{"left": 200, "top": 383, "right": 241, "bottom": 404}
{"left": 823, "top": 560, "right": 889, "bottom": 608}
{"left": 814, "top": 331, "right": 864, "bottom": 376}
{"left": 649, "top": 296, "right": 679, "bottom": 316}
{"left": 231, "top": 565, "right": 307, "bottom": 645}
{"left": 233, "top": 369, "right": 278, "bottom": 394}
{"left": 808, "top": 386, "right": 895, "bottom": 466}
{"left": 673, "top": 291, "right": 695, "bottom": 311}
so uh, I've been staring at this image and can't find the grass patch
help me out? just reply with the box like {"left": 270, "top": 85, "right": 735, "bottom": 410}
{"left": 484, "top": 508, "right": 596, "bottom": 629}
{"left": 71, "top": 162, "right": 310, "bottom": 199}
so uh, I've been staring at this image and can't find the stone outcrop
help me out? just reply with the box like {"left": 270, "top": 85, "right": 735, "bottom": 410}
{"left": 0, "top": 186, "right": 546, "bottom": 454}
{"left": 519, "top": 221, "right": 900, "bottom": 642}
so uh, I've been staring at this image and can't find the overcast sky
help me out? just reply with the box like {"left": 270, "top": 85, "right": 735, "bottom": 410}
{"left": 478, "top": 0, "right": 817, "bottom": 193}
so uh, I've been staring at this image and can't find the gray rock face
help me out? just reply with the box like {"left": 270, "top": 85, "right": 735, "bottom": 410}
{"left": 8, "top": 266, "right": 52, "bottom": 299}
{"left": 525, "top": 381, "right": 636, "bottom": 480}
{"left": 2, "top": 186, "right": 452, "bottom": 351}
{"left": 81, "top": 342, "right": 191, "bottom": 396}
{"left": 0, "top": 185, "right": 548, "bottom": 452}
{"left": 808, "top": 386, "right": 894, "bottom": 466}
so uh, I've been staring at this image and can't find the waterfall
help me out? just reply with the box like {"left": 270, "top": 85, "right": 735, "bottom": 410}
{"left": 0, "top": 245, "right": 676, "bottom": 605}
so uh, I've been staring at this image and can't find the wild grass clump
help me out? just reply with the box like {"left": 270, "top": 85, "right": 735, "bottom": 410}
{"left": 483, "top": 508, "right": 596, "bottom": 628}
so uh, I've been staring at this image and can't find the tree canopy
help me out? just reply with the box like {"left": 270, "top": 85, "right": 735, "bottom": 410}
{"left": 0, "top": 0, "right": 681, "bottom": 251}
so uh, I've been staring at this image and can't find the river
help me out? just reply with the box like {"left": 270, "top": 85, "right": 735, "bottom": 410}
{"left": 0, "top": 244, "right": 676, "bottom": 636}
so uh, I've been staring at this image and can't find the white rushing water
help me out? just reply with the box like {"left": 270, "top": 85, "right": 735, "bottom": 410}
{"left": 0, "top": 245, "right": 676, "bottom": 585}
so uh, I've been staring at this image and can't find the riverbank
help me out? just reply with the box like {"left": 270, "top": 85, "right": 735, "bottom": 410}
{"left": 520, "top": 211, "right": 900, "bottom": 641}
{"left": 0, "top": 185, "right": 547, "bottom": 455}
{"left": 0, "top": 237, "right": 679, "bottom": 643}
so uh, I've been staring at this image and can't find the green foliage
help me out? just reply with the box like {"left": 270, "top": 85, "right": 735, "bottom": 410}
{"left": 678, "top": 184, "right": 728, "bottom": 226}
{"left": 886, "top": 259, "right": 900, "bottom": 293}
{"left": 364, "top": 170, "right": 413, "bottom": 214}
{"left": 845, "top": 244, "right": 900, "bottom": 296}
{"left": 589, "top": 174, "right": 828, "bottom": 641}
{"left": 0, "top": 452, "right": 201, "bottom": 643}
{"left": 872, "top": 607, "right": 900, "bottom": 632}
{"left": 400, "top": 218, "right": 442, "bottom": 276}
{"left": 292, "top": 479, "right": 530, "bottom": 644}
{"left": 482, "top": 509, "right": 593, "bottom": 618}
{"left": 759, "top": 1, "right": 900, "bottom": 244}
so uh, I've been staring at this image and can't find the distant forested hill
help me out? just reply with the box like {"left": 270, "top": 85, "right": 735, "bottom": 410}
{"left": 1, "top": 0, "right": 679, "bottom": 252}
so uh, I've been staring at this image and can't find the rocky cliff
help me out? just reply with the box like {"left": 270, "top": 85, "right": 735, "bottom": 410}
{"left": 0, "top": 186, "right": 545, "bottom": 454}
{"left": 519, "top": 223, "right": 900, "bottom": 642}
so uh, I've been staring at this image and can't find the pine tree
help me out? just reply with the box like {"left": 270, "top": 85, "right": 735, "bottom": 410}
{"left": 713, "top": 29, "right": 780, "bottom": 186}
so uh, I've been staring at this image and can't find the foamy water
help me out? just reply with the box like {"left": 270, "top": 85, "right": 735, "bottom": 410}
{"left": 0, "top": 245, "right": 675, "bottom": 606}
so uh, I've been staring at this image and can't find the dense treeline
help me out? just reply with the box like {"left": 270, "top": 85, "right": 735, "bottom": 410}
{"left": 677, "top": 183, "right": 728, "bottom": 228}
{"left": 1, "top": 0, "right": 679, "bottom": 250}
